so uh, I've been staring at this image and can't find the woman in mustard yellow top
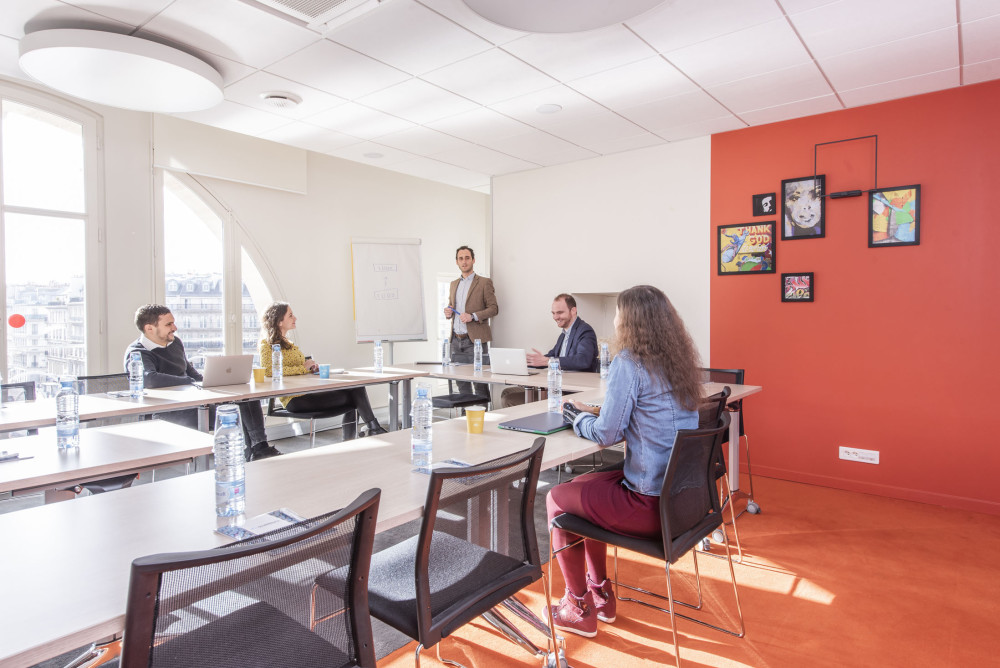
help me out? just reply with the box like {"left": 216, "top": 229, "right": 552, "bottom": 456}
{"left": 259, "top": 302, "right": 387, "bottom": 437}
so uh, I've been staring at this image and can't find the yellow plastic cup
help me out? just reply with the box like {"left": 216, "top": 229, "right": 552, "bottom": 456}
{"left": 466, "top": 406, "right": 486, "bottom": 434}
{"left": 252, "top": 367, "right": 265, "bottom": 383}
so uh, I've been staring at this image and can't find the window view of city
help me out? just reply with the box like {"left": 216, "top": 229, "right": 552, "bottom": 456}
{"left": 164, "top": 275, "right": 262, "bottom": 368}
{"left": 5, "top": 279, "right": 85, "bottom": 384}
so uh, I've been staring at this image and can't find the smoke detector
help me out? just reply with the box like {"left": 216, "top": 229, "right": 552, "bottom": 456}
{"left": 260, "top": 91, "right": 302, "bottom": 108}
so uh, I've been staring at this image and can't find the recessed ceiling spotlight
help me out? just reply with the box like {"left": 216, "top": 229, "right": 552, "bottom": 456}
{"left": 260, "top": 91, "right": 302, "bottom": 109}
{"left": 536, "top": 103, "right": 563, "bottom": 114}
{"left": 363, "top": 152, "right": 384, "bottom": 159}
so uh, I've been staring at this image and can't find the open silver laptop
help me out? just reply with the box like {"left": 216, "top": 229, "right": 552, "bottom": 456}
{"left": 200, "top": 354, "right": 254, "bottom": 387}
{"left": 488, "top": 347, "right": 541, "bottom": 376}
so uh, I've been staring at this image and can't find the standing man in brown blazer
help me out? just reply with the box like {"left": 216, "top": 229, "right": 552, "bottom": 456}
{"left": 444, "top": 245, "right": 498, "bottom": 399}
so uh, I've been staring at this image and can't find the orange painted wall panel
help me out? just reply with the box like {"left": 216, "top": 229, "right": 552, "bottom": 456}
{"left": 710, "top": 80, "right": 1000, "bottom": 514}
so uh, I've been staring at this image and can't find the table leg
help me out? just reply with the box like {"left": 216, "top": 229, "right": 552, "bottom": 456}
{"left": 197, "top": 406, "right": 210, "bottom": 432}
{"left": 402, "top": 378, "right": 412, "bottom": 429}
{"left": 388, "top": 381, "right": 399, "bottom": 432}
{"left": 729, "top": 407, "right": 741, "bottom": 492}
{"left": 524, "top": 386, "right": 539, "bottom": 403}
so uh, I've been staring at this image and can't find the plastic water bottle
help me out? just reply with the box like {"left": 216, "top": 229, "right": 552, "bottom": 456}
{"left": 214, "top": 404, "right": 246, "bottom": 517}
{"left": 600, "top": 342, "right": 610, "bottom": 379}
{"left": 411, "top": 385, "right": 433, "bottom": 467}
{"left": 128, "top": 351, "right": 144, "bottom": 398}
{"left": 374, "top": 340, "right": 384, "bottom": 373}
{"left": 271, "top": 344, "right": 283, "bottom": 382}
{"left": 56, "top": 377, "right": 80, "bottom": 449}
{"left": 473, "top": 339, "right": 483, "bottom": 372}
{"left": 442, "top": 338, "right": 451, "bottom": 366}
{"left": 547, "top": 359, "right": 563, "bottom": 413}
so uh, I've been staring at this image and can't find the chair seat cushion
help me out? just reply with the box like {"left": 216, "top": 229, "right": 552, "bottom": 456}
{"left": 151, "top": 601, "right": 349, "bottom": 668}
{"left": 552, "top": 512, "right": 666, "bottom": 561}
{"left": 431, "top": 393, "right": 486, "bottom": 409}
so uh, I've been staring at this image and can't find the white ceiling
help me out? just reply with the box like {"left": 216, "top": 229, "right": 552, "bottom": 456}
{"left": 1, "top": 0, "right": 998, "bottom": 193}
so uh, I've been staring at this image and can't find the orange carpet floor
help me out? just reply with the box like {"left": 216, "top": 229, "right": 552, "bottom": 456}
{"left": 378, "top": 475, "right": 1000, "bottom": 667}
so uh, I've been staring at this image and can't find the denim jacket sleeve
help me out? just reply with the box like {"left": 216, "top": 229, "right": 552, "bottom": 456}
{"left": 573, "top": 353, "right": 639, "bottom": 446}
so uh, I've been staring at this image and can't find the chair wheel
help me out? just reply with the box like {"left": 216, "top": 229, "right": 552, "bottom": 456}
{"left": 700, "top": 537, "right": 711, "bottom": 551}
{"left": 747, "top": 501, "right": 761, "bottom": 514}
{"left": 712, "top": 529, "right": 726, "bottom": 544}
{"left": 563, "top": 463, "right": 573, "bottom": 474}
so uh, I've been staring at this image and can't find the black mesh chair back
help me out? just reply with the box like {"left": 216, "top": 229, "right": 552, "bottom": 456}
{"left": 1, "top": 381, "right": 38, "bottom": 437}
{"left": 121, "top": 488, "right": 380, "bottom": 668}
{"left": 700, "top": 368, "right": 745, "bottom": 435}
{"left": 78, "top": 373, "right": 129, "bottom": 394}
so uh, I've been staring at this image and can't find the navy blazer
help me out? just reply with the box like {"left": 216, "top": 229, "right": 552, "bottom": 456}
{"left": 545, "top": 317, "right": 599, "bottom": 372}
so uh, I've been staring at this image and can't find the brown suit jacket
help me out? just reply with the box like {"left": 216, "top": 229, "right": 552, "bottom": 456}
{"left": 448, "top": 273, "right": 498, "bottom": 343}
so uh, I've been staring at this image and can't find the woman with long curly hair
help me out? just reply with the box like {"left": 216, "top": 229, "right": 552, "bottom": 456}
{"left": 543, "top": 285, "right": 702, "bottom": 638}
{"left": 258, "top": 302, "right": 387, "bottom": 437}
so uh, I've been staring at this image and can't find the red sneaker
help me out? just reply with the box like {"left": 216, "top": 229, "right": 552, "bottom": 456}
{"left": 544, "top": 590, "right": 597, "bottom": 638}
{"left": 588, "top": 577, "right": 617, "bottom": 623}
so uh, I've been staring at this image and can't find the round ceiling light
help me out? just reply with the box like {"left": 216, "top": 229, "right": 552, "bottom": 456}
{"left": 462, "top": 0, "right": 667, "bottom": 33}
{"left": 536, "top": 103, "right": 563, "bottom": 114}
{"left": 18, "top": 29, "right": 223, "bottom": 113}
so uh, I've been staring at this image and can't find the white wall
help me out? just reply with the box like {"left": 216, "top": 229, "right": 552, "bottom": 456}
{"left": 490, "top": 138, "right": 712, "bottom": 362}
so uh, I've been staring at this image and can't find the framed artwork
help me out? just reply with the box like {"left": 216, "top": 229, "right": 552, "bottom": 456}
{"left": 781, "top": 175, "right": 826, "bottom": 240}
{"left": 781, "top": 272, "right": 814, "bottom": 302}
{"left": 718, "top": 221, "right": 776, "bottom": 275}
{"left": 753, "top": 192, "right": 776, "bottom": 216}
{"left": 869, "top": 184, "right": 920, "bottom": 247}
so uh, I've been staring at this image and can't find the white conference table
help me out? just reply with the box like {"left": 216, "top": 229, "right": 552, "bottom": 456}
{"left": 0, "top": 393, "right": 605, "bottom": 668}
{"left": 0, "top": 421, "right": 213, "bottom": 503}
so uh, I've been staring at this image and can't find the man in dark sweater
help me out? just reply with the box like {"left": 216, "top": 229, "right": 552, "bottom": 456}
{"left": 125, "top": 304, "right": 280, "bottom": 461}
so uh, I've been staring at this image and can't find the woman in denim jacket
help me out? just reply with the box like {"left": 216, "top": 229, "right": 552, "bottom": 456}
{"left": 543, "top": 285, "right": 703, "bottom": 638}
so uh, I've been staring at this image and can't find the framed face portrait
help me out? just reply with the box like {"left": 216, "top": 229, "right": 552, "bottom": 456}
{"left": 869, "top": 185, "right": 920, "bottom": 247}
{"left": 781, "top": 272, "right": 814, "bottom": 302}
{"left": 718, "top": 222, "right": 776, "bottom": 275}
{"left": 781, "top": 175, "right": 826, "bottom": 240}
{"left": 752, "top": 192, "right": 776, "bottom": 216}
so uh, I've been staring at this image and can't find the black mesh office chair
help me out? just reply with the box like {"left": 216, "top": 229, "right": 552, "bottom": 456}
{"left": 1, "top": 381, "right": 38, "bottom": 436}
{"left": 700, "top": 368, "right": 760, "bottom": 516}
{"left": 119, "top": 488, "right": 381, "bottom": 668}
{"left": 431, "top": 379, "right": 489, "bottom": 419}
{"left": 316, "top": 439, "right": 554, "bottom": 667}
{"left": 549, "top": 413, "right": 745, "bottom": 667}
{"left": 697, "top": 387, "right": 744, "bottom": 561}
{"left": 266, "top": 397, "right": 359, "bottom": 445}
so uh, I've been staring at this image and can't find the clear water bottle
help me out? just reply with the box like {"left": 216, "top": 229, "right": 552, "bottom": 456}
{"left": 411, "top": 385, "right": 433, "bottom": 467}
{"left": 473, "top": 338, "right": 483, "bottom": 372}
{"left": 214, "top": 404, "right": 246, "bottom": 517}
{"left": 442, "top": 338, "right": 451, "bottom": 366}
{"left": 271, "top": 344, "right": 283, "bottom": 382}
{"left": 374, "top": 339, "right": 384, "bottom": 373}
{"left": 128, "top": 351, "right": 144, "bottom": 398}
{"left": 599, "top": 342, "right": 610, "bottom": 379}
{"left": 56, "top": 376, "right": 80, "bottom": 449}
{"left": 547, "top": 359, "right": 563, "bottom": 413}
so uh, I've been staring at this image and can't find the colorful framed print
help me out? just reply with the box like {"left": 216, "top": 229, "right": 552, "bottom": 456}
{"left": 718, "top": 222, "right": 776, "bottom": 275}
{"left": 753, "top": 192, "right": 776, "bottom": 216}
{"left": 781, "top": 175, "right": 826, "bottom": 240}
{"left": 869, "top": 184, "right": 920, "bottom": 247}
{"left": 781, "top": 272, "right": 814, "bottom": 302}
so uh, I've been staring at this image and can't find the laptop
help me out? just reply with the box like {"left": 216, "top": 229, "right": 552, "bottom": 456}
{"left": 497, "top": 411, "right": 570, "bottom": 435}
{"left": 489, "top": 347, "right": 541, "bottom": 376}
{"left": 200, "top": 354, "right": 254, "bottom": 387}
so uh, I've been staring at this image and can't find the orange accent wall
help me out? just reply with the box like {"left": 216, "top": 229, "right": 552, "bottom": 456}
{"left": 710, "top": 80, "right": 1000, "bottom": 515}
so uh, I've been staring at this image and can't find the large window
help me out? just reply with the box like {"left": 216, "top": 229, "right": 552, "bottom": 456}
{"left": 161, "top": 172, "right": 272, "bottom": 364}
{"left": 1, "top": 92, "right": 100, "bottom": 383}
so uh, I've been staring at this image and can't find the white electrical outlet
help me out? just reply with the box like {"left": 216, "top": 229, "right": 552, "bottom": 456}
{"left": 839, "top": 446, "right": 879, "bottom": 464}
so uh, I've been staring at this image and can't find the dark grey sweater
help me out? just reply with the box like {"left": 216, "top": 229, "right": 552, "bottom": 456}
{"left": 124, "top": 337, "right": 202, "bottom": 389}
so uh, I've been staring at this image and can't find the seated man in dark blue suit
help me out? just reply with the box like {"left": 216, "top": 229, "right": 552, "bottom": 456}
{"left": 501, "top": 293, "right": 600, "bottom": 407}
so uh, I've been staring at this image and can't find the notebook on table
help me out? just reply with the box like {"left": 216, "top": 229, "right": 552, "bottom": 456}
{"left": 497, "top": 411, "right": 570, "bottom": 435}
{"left": 200, "top": 354, "right": 254, "bottom": 387}
{"left": 489, "top": 347, "right": 541, "bottom": 376}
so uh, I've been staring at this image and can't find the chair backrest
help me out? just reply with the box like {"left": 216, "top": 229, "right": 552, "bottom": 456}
{"left": 700, "top": 367, "right": 746, "bottom": 436}
{"left": 414, "top": 438, "right": 545, "bottom": 646}
{"left": 121, "top": 488, "right": 381, "bottom": 668}
{"left": 699, "top": 385, "right": 731, "bottom": 428}
{"left": 78, "top": 373, "right": 129, "bottom": 394}
{"left": 659, "top": 412, "right": 732, "bottom": 564}
{"left": 0, "top": 381, "right": 36, "bottom": 402}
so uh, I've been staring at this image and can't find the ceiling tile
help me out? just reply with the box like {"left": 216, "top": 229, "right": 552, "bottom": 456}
{"left": 224, "top": 71, "right": 345, "bottom": 119}
{"left": 583, "top": 132, "right": 667, "bottom": 156}
{"left": 666, "top": 18, "right": 812, "bottom": 88}
{"left": 432, "top": 143, "right": 539, "bottom": 175}
{"left": 820, "top": 26, "right": 958, "bottom": 90}
{"left": 567, "top": 56, "right": 698, "bottom": 110}
{"left": 739, "top": 94, "right": 842, "bottom": 126}
{"left": 172, "top": 100, "right": 291, "bottom": 136}
{"left": 479, "top": 130, "right": 596, "bottom": 166}
{"left": 617, "top": 89, "right": 733, "bottom": 135}
{"left": 388, "top": 155, "right": 492, "bottom": 189}
{"left": 656, "top": 115, "right": 746, "bottom": 142}
{"left": 375, "top": 126, "right": 477, "bottom": 155}
{"left": 959, "top": 0, "right": 1000, "bottom": 22}
{"left": 415, "top": 0, "right": 527, "bottom": 45}
{"left": 58, "top": 0, "right": 175, "bottom": 26}
{"left": 963, "top": 13, "right": 1000, "bottom": 64}
{"left": 142, "top": 0, "right": 320, "bottom": 69}
{"left": 329, "top": 0, "right": 490, "bottom": 75}
{"left": 778, "top": 0, "right": 840, "bottom": 12}
{"left": 490, "top": 85, "right": 608, "bottom": 130}
{"left": 707, "top": 62, "right": 833, "bottom": 113}
{"left": 838, "top": 68, "right": 959, "bottom": 107}
{"left": 501, "top": 25, "right": 655, "bottom": 82}
{"left": 356, "top": 79, "right": 478, "bottom": 124}
{"left": 626, "top": 0, "right": 782, "bottom": 53}
{"left": 194, "top": 52, "right": 256, "bottom": 87}
{"left": 964, "top": 57, "right": 1000, "bottom": 84}
{"left": 426, "top": 107, "right": 533, "bottom": 143}
{"left": 266, "top": 39, "right": 410, "bottom": 100}
{"left": 421, "top": 48, "right": 555, "bottom": 105}
{"left": 790, "top": 0, "right": 957, "bottom": 60}
{"left": 536, "top": 109, "right": 649, "bottom": 149}
{"left": 257, "top": 121, "right": 362, "bottom": 153}
{"left": 325, "top": 140, "right": 417, "bottom": 166}
{"left": 304, "top": 101, "right": 416, "bottom": 139}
